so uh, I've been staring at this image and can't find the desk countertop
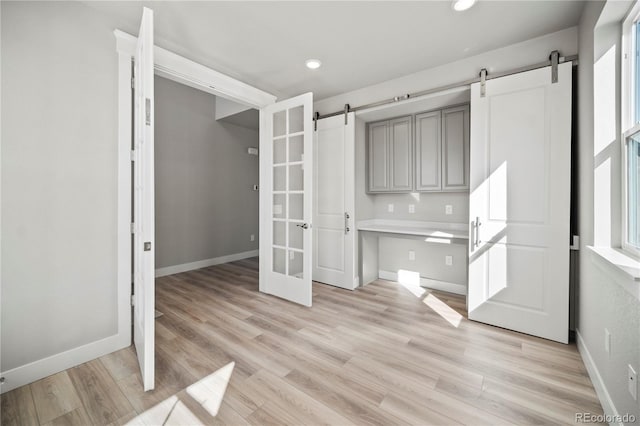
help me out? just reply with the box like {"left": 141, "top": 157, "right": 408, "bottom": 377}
{"left": 356, "top": 219, "right": 469, "bottom": 240}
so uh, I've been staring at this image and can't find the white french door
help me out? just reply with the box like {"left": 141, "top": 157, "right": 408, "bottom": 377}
{"left": 259, "top": 93, "right": 314, "bottom": 306}
{"left": 313, "top": 113, "right": 356, "bottom": 290}
{"left": 468, "top": 62, "right": 572, "bottom": 343}
{"left": 132, "top": 7, "right": 155, "bottom": 390}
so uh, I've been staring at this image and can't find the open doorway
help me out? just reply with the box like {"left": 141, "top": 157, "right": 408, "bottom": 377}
{"left": 154, "top": 76, "right": 260, "bottom": 279}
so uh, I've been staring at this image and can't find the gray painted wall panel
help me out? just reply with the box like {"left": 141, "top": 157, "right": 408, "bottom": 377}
{"left": 1, "top": 1, "right": 119, "bottom": 371}
{"left": 155, "top": 77, "right": 259, "bottom": 269}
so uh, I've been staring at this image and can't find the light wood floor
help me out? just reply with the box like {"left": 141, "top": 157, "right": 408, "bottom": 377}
{"left": 2, "top": 257, "right": 604, "bottom": 425}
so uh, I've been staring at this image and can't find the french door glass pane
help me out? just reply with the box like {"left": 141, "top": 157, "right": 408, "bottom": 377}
{"left": 272, "top": 105, "right": 306, "bottom": 275}
{"left": 288, "top": 251, "right": 303, "bottom": 278}
{"left": 289, "top": 106, "right": 304, "bottom": 133}
{"left": 289, "top": 135, "right": 304, "bottom": 162}
{"left": 273, "top": 166, "right": 286, "bottom": 191}
{"left": 274, "top": 111, "right": 286, "bottom": 137}
{"left": 289, "top": 165, "right": 304, "bottom": 191}
{"left": 274, "top": 138, "right": 286, "bottom": 164}
{"left": 273, "top": 248, "right": 286, "bottom": 274}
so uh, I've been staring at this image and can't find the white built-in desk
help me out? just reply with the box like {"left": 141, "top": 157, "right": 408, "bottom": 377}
{"left": 357, "top": 219, "right": 469, "bottom": 294}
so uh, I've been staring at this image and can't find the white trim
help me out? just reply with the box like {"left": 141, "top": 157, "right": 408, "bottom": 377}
{"left": 576, "top": 330, "right": 623, "bottom": 426}
{"left": 113, "top": 29, "right": 276, "bottom": 109}
{"left": 621, "top": 3, "right": 640, "bottom": 259}
{"left": 622, "top": 0, "right": 640, "bottom": 132}
{"left": 116, "top": 48, "right": 133, "bottom": 353}
{"left": 378, "top": 270, "right": 467, "bottom": 295}
{"left": 0, "top": 333, "right": 129, "bottom": 393}
{"left": 155, "top": 250, "right": 259, "bottom": 277}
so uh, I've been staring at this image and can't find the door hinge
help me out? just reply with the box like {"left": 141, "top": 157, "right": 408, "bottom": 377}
{"left": 130, "top": 223, "right": 136, "bottom": 234}
{"left": 130, "top": 295, "right": 135, "bottom": 307}
{"left": 131, "top": 75, "right": 135, "bottom": 90}
{"left": 130, "top": 150, "right": 136, "bottom": 162}
{"left": 570, "top": 235, "right": 580, "bottom": 251}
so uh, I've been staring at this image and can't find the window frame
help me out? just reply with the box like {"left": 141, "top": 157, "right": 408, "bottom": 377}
{"left": 622, "top": 0, "right": 640, "bottom": 259}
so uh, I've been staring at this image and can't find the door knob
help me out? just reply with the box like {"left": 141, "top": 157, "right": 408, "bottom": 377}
{"left": 296, "top": 223, "right": 309, "bottom": 229}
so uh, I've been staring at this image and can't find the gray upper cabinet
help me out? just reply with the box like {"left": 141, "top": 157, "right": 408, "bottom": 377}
{"left": 368, "top": 121, "right": 389, "bottom": 192}
{"left": 367, "top": 104, "right": 468, "bottom": 193}
{"left": 368, "top": 117, "right": 413, "bottom": 192}
{"left": 389, "top": 116, "right": 413, "bottom": 191}
{"left": 441, "top": 105, "right": 469, "bottom": 191}
{"left": 415, "top": 111, "right": 442, "bottom": 191}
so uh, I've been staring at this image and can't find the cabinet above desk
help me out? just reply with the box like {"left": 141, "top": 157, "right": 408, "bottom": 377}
{"left": 367, "top": 105, "right": 469, "bottom": 194}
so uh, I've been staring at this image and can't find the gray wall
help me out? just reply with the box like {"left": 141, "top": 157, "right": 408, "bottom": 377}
{"left": 155, "top": 77, "right": 258, "bottom": 269}
{"left": 577, "top": 1, "right": 640, "bottom": 422}
{"left": 373, "top": 193, "right": 469, "bottom": 286}
{"left": 1, "top": 1, "right": 119, "bottom": 371}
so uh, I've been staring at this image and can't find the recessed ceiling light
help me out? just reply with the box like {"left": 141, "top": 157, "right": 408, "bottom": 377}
{"left": 305, "top": 59, "right": 322, "bottom": 70}
{"left": 452, "top": 0, "right": 476, "bottom": 12}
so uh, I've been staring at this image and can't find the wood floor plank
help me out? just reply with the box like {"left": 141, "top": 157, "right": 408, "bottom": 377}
{"left": 42, "top": 407, "right": 92, "bottom": 426}
{"left": 67, "top": 360, "right": 134, "bottom": 425}
{"left": 245, "top": 369, "right": 356, "bottom": 426}
{"left": 3, "top": 258, "right": 604, "bottom": 426}
{"left": 30, "top": 371, "right": 82, "bottom": 424}
{"left": 1, "top": 386, "right": 39, "bottom": 426}
{"left": 100, "top": 347, "right": 140, "bottom": 382}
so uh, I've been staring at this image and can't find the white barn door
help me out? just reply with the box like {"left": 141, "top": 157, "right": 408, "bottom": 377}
{"left": 313, "top": 113, "right": 356, "bottom": 290}
{"left": 133, "top": 7, "right": 155, "bottom": 390}
{"left": 468, "top": 62, "right": 572, "bottom": 343}
{"left": 259, "top": 93, "right": 314, "bottom": 306}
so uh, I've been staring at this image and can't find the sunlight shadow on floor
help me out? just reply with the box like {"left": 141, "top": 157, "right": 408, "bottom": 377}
{"left": 397, "top": 269, "right": 463, "bottom": 327}
{"left": 125, "top": 362, "right": 235, "bottom": 425}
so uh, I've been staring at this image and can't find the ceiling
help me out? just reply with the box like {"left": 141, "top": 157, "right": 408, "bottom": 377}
{"left": 84, "top": 1, "right": 584, "bottom": 101}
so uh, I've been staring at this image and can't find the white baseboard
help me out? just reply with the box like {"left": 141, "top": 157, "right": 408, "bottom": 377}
{"left": 576, "top": 330, "right": 621, "bottom": 426}
{"left": 378, "top": 270, "right": 467, "bottom": 295}
{"left": 0, "top": 333, "right": 129, "bottom": 394}
{"left": 155, "top": 249, "right": 259, "bottom": 277}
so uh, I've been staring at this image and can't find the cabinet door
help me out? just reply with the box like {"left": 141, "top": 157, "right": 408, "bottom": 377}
{"left": 368, "top": 121, "right": 389, "bottom": 192}
{"left": 442, "top": 105, "right": 469, "bottom": 191}
{"left": 415, "top": 111, "right": 442, "bottom": 191}
{"left": 389, "top": 116, "right": 413, "bottom": 191}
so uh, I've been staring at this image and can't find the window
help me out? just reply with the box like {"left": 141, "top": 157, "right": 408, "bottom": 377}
{"left": 623, "top": 3, "right": 640, "bottom": 256}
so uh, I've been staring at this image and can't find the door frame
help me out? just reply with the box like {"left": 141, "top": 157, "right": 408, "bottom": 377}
{"left": 114, "top": 29, "right": 277, "bottom": 346}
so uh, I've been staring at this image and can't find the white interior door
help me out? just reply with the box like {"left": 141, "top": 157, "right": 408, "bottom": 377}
{"left": 313, "top": 113, "right": 356, "bottom": 290}
{"left": 468, "top": 62, "right": 572, "bottom": 343}
{"left": 259, "top": 93, "right": 313, "bottom": 306}
{"left": 133, "top": 7, "right": 155, "bottom": 390}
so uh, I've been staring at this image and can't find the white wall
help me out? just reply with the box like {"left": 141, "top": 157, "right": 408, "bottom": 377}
{"left": 577, "top": 1, "right": 640, "bottom": 423}
{"left": 314, "top": 27, "right": 578, "bottom": 114}
{"left": 1, "top": 1, "right": 124, "bottom": 384}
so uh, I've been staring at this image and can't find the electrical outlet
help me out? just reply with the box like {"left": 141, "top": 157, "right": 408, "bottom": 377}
{"left": 409, "top": 250, "right": 415, "bottom": 261}
{"left": 605, "top": 328, "right": 611, "bottom": 356}
{"left": 408, "top": 204, "right": 415, "bottom": 214}
{"left": 445, "top": 255, "right": 453, "bottom": 266}
{"left": 445, "top": 205, "right": 453, "bottom": 215}
{"left": 250, "top": 234, "right": 255, "bottom": 242}
{"left": 628, "top": 365, "right": 637, "bottom": 400}
{"left": 388, "top": 204, "right": 394, "bottom": 213}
